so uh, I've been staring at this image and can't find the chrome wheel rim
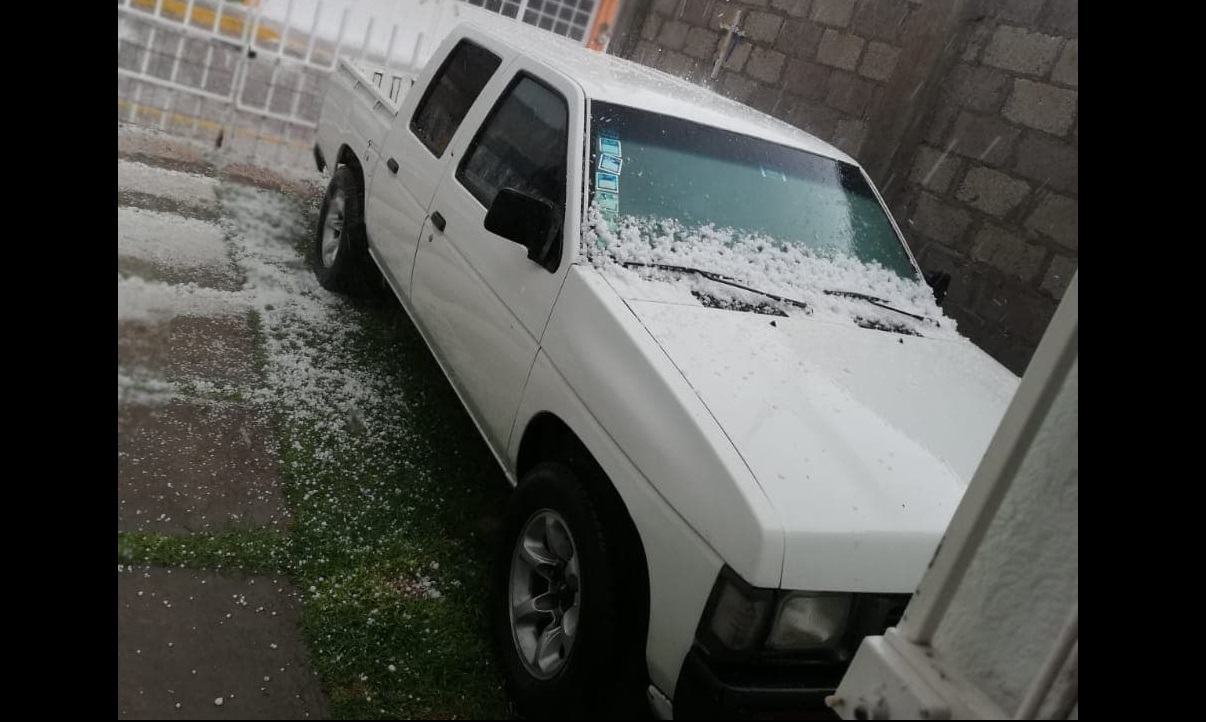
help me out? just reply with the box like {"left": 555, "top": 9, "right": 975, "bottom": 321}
{"left": 508, "top": 509, "right": 581, "bottom": 680}
{"left": 321, "top": 189, "right": 345, "bottom": 267}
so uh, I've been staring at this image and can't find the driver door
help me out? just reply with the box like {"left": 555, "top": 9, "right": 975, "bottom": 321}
{"left": 409, "top": 66, "right": 583, "bottom": 455}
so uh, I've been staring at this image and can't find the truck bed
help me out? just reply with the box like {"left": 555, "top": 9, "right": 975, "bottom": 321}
{"left": 315, "top": 56, "right": 418, "bottom": 175}
{"left": 341, "top": 57, "right": 417, "bottom": 109}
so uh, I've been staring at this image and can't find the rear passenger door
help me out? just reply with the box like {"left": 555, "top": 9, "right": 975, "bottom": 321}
{"left": 366, "top": 39, "right": 503, "bottom": 298}
{"left": 409, "top": 64, "right": 584, "bottom": 455}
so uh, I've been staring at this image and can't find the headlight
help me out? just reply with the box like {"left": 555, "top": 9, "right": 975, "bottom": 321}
{"left": 766, "top": 592, "right": 852, "bottom": 650}
{"left": 696, "top": 567, "right": 861, "bottom": 660}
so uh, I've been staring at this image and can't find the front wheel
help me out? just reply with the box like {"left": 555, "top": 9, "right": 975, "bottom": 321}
{"left": 491, "top": 463, "right": 645, "bottom": 719}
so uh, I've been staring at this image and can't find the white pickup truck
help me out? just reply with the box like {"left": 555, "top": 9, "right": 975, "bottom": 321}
{"left": 312, "top": 14, "right": 1018, "bottom": 720}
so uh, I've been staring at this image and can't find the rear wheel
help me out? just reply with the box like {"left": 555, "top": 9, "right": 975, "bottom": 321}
{"left": 491, "top": 462, "right": 646, "bottom": 719}
{"left": 314, "top": 165, "right": 371, "bottom": 295}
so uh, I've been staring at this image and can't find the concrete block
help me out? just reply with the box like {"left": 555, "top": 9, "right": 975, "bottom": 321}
{"left": 817, "top": 29, "right": 865, "bottom": 70}
{"left": 1003, "top": 79, "right": 1077, "bottom": 135}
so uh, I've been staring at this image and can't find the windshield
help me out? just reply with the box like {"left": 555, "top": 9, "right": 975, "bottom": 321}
{"left": 587, "top": 101, "right": 918, "bottom": 281}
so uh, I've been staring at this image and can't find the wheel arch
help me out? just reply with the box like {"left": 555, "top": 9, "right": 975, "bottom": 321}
{"left": 515, "top": 411, "right": 652, "bottom": 669}
{"left": 335, "top": 143, "right": 363, "bottom": 173}
{"left": 335, "top": 144, "right": 366, "bottom": 200}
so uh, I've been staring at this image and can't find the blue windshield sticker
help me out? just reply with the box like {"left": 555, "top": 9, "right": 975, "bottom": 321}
{"left": 599, "top": 137, "right": 622, "bottom": 156}
{"left": 595, "top": 191, "right": 619, "bottom": 213}
{"left": 598, "top": 153, "right": 623, "bottom": 175}
{"left": 596, "top": 171, "right": 620, "bottom": 193}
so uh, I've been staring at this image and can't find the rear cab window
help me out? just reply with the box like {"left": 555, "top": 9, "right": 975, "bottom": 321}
{"left": 410, "top": 40, "right": 502, "bottom": 157}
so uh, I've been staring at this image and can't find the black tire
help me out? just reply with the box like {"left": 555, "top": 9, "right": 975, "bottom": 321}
{"left": 313, "top": 165, "right": 371, "bottom": 295}
{"left": 491, "top": 462, "right": 646, "bottom": 719}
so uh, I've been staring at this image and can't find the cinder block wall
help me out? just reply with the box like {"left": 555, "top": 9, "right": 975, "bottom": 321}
{"left": 614, "top": 0, "right": 1078, "bottom": 375}
{"left": 898, "top": 0, "right": 1077, "bottom": 374}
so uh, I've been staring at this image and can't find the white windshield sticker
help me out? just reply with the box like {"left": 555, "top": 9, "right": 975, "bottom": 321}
{"left": 599, "top": 137, "right": 622, "bottom": 156}
{"left": 598, "top": 153, "right": 623, "bottom": 174}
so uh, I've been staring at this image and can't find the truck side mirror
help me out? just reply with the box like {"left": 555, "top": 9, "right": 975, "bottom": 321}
{"left": 484, "top": 188, "right": 562, "bottom": 272}
{"left": 925, "top": 270, "right": 951, "bottom": 305}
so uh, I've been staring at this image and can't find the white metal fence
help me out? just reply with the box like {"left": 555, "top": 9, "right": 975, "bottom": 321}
{"left": 117, "top": 0, "right": 596, "bottom": 169}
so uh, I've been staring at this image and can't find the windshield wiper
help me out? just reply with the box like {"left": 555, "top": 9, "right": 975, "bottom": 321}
{"left": 621, "top": 260, "right": 938, "bottom": 327}
{"left": 620, "top": 261, "right": 811, "bottom": 313}
{"left": 822, "top": 289, "right": 934, "bottom": 324}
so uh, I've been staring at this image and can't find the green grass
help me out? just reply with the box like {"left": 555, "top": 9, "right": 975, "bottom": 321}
{"left": 277, "top": 285, "right": 512, "bottom": 718}
{"left": 272, "top": 290, "right": 512, "bottom": 718}
{"left": 120, "top": 184, "right": 514, "bottom": 719}
{"left": 118, "top": 529, "right": 289, "bottom": 574}
{"left": 246, "top": 307, "right": 270, "bottom": 379}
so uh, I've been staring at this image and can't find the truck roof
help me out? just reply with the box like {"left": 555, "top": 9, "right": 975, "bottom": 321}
{"left": 461, "top": 15, "right": 855, "bottom": 165}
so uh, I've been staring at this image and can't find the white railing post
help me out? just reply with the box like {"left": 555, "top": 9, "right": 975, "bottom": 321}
{"left": 130, "top": 83, "right": 143, "bottom": 123}
{"left": 260, "top": 59, "right": 283, "bottom": 116}
{"left": 304, "top": 1, "right": 323, "bottom": 64}
{"left": 331, "top": 6, "right": 350, "bottom": 67}
{"left": 384, "top": 22, "right": 399, "bottom": 68}
{"left": 287, "top": 67, "right": 307, "bottom": 124}
{"left": 198, "top": 44, "right": 214, "bottom": 92}
{"left": 139, "top": 26, "right": 157, "bottom": 76}
{"left": 168, "top": 34, "right": 185, "bottom": 83}
{"left": 359, "top": 17, "right": 375, "bottom": 63}
{"left": 160, "top": 89, "right": 173, "bottom": 131}
{"left": 221, "top": 0, "right": 261, "bottom": 152}
{"left": 280, "top": 0, "right": 296, "bottom": 57}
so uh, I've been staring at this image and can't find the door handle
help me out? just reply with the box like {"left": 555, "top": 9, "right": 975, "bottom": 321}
{"left": 430, "top": 211, "right": 446, "bottom": 233}
{"left": 386, "top": 157, "right": 399, "bottom": 174}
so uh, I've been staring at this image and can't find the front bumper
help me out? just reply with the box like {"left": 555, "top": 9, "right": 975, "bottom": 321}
{"left": 672, "top": 648, "right": 840, "bottom": 720}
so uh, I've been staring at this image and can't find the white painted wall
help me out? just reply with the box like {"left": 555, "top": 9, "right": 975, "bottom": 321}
{"left": 832, "top": 274, "right": 1078, "bottom": 720}
{"left": 930, "top": 356, "right": 1078, "bottom": 715}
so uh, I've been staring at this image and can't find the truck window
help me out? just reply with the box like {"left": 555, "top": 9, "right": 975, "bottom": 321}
{"left": 457, "top": 74, "right": 568, "bottom": 216}
{"left": 410, "top": 40, "right": 502, "bottom": 158}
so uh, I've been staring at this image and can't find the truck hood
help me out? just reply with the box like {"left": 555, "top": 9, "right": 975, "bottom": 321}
{"left": 622, "top": 295, "right": 1019, "bottom": 592}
